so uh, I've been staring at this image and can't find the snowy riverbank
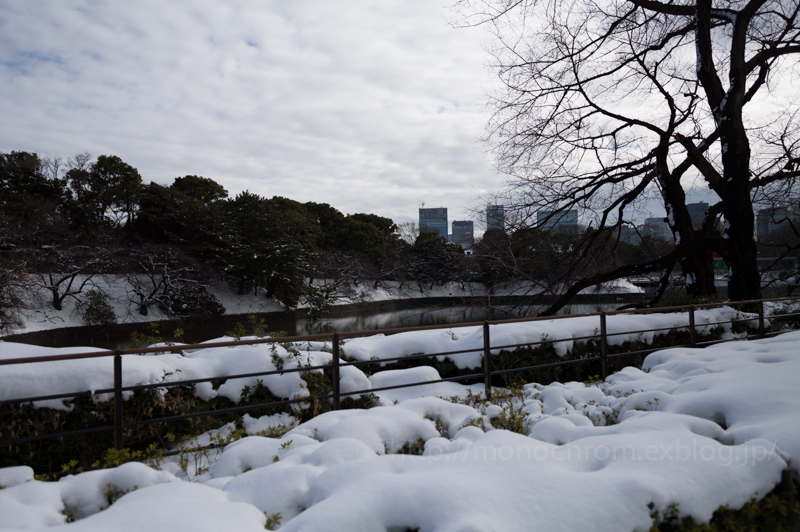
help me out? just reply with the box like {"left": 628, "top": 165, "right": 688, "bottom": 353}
{"left": 8, "top": 276, "right": 644, "bottom": 336}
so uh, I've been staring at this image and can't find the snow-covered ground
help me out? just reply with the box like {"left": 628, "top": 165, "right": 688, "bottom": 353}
{"left": 1, "top": 307, "right": 798, "bottom": 531}
{"left": 8, "top": 275, "right": 643, "bottom": 335}
{"left": 0, "top": 306, "right": 760, "bottom": 407}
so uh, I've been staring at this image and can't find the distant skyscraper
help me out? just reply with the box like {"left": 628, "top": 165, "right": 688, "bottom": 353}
{"left": 419, "top": 207, "right": 448, "bottom": 238}
{"left": 617, "top": 224, "right": 642, "bottom": 245}
{"left": 686, "top": 202, "right": 709, "bottom": 230}
{"left": 639, "top": 217, "right": 672, "bottom": 242}
{"left": 486, "top": 205, "right": 504, "bottom": 231}
{"left": 451, "top": 220, "right": 474, "bottom": 248}
{"left": 757, "top": 206, "right": 800, "bottom": 241}
{"left": 537, "top": 209, "right": 578, "bottom": 232}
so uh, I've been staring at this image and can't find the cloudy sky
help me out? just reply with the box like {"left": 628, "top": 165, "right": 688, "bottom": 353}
{"left": 0, "top": 1, "right": 500, "bottom": 226}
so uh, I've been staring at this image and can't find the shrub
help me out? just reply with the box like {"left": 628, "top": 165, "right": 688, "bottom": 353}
{"left": 81, "top": 290, "right": 116, "bottom": 326}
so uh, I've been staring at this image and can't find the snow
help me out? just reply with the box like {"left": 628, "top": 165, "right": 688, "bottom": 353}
{"left": 2, "top": 306, "right": 759, "bottom": 409}
{"left": 7, "top": 276, "right": 645, "bottom": 336}
{"left": 577, "top": 278, "right": 644, "bottom": 295}
{"left": 338, "top": 306, "right": 755, "bottom": 365}
{"left": 2, "top": 321, "right": 799, "bottom": 530}
{"left": 367, "top": 366, "right": 482, "bottom": 405}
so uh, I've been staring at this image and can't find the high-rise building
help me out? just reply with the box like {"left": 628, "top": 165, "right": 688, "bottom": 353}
{"left": 419, "top": 207, "right": 448, "bottom": 238}
{"left": 757, "top": 206, "right": 800, "bottom": 241}
{"left": 486, "top": 205, "right": 504, "bottom": 231}
{"left": 451, "top": 221, "right": 474, "bottom": 248}
{"left": 537, "top": 209, "right": 578, "bottom": 232}
{"left": 617, "top": 224, "right": 642, "bottom": 245}
{"left": 639, "top": 217, "right": 672, "bottom": 242}
{"left": 686, "top": 202, "right": 709, "bottom": 230}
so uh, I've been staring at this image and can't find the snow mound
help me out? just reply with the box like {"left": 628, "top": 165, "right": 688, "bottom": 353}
{"left": 2, "top": 328, "right": 799, "bottom": 531}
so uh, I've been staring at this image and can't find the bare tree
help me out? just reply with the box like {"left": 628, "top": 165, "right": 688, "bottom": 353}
{"left": 125, "top": 247, "right": 223, "bottom": 319}
{"left": 29, "top": 247, "right": 107, "bottom": 311}
{"left": 68, "top": 152, "right": 93, "bottom": 172}
{"left": 312, "top": 249, "right": 377, "bottom": 299}
{"left": 40, "top": 155, "right": 64, "bottom": 181}
{"left": 396, "top": 221, "right": 421, "bottom": 245}
{"left": 457, "top": 0, "right": 800, "bottom": 312}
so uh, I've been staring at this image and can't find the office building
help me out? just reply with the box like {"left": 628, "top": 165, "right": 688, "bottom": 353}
{"left": 451, "top": 221, "right": 474, "bottom": 248}
{"left": 419, "top": 207, "right": 448, "bottom": 238}
{"left": 486, "top": 205, "right": 504, "bottom": 231}
{"left": 639, "top": 217, "right": 672, "bottom": 242}
{"left": 617, "top": 224, "right": 642, "bottom": 245}
{"left": 686, "top": 202, "right": 709, "bottom": 230}
{"left": 537, "top": 209, "right": 579, "bottom": 233}
{"left": 757, "top": 206, "right": 800, "bottom": 241}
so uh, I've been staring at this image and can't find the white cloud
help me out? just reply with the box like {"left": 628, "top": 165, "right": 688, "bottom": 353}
{"left": 0, "top": 0, "right": 500, "bottom": 225}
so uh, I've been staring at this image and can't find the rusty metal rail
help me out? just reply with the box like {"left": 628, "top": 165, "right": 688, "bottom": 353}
{"left": 1, "top": 296, "right": 799, "bottom": 451}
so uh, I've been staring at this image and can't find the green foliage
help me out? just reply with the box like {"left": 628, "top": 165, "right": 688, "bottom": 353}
{"left": 355, "top": 324, "right": 727, "bottom": 392}
{"left": 348, "top": 213, "right": 398, "bottom": 240}
{"left": 396, "top": 438, "right": 427, "bottom": 455}
{"left": 171, "top": 175, "right": 228, "bottom": 203}
{"left": 221, "top": 193, "right": 322, "bottom": 307}
{"left": 133, "top": 182, "right": 227, "bottom": 257}
{"left": 303, "top": 202, "right": 396, "bottom": 264}
{"left": 102, "top": 482, "right": 134, "bottom": 507}
{"left": 226, "top": 321, "right": 247, "bottom": 341}
{"left": 174, "top": 427, "right": 248, "bottom": 477}
{"left": 81, "top": 289, "right": 116, "bottom": 326}
{"left": 61, "top": 505, "right": 76, "bottom": 523}
{"left": 0, "top": 151, "right": 68, "bottom": 208}
{"left": 338, "top": 216, "right": 387, "bottom": 264}
{"left": 0, "top": 151, "right": 67, "bottom": 210}
{"left": 247, "top": 315, "right": 268, "bottom": 337}
{"left": 264, "top": 512, "right": 283, "bottom": 530}
{"left": 443, "top": 386, "right": 530, "bottom": 435}
{"left": 0, "top": 384, "right": 205, "bottom": 474}
{"left": 766, "top": 302, "right": 800, "bottom": 333}
{"left": 302, "top": 284, "right": 337, "bottom": 321}
{"left": 407, "top": 231, "right": 465, "bottom": 286}
{"left": 69, "top": 155, "right": 142, "bottom": 228}
{"left": 0, "top": 366, "right": 310, "bottom": 475}
{"left": 650, "top": 484, "right": 800, "bottom": 531}
{"left": 487, "top": 387, "right": 531, "bottom": 434}
{"left": 125, "top": 322, "right": 165, "bottom": 349}
{"left": 0, "top": 260, "right": 26, "bottom": 334}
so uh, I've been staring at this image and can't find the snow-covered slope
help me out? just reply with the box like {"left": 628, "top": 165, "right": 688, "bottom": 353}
{"left": 1, "top": 327, "right": 798, "bottom": 531}
{"left": 8, "top": 276, "right": 643, "bottom": 336}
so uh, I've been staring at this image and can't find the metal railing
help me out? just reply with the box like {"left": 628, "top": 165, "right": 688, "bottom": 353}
{"left": 2, "top": 296, "right": 799, "bottom": 452}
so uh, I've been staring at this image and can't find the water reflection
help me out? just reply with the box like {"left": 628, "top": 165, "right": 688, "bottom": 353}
{"left": 295, "top": 303, "right": 618, "bottom": 335}
{"left": 15, "top": 303, "right": 620, "bottom": 350}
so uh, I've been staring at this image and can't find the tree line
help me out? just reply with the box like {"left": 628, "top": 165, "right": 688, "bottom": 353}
{"left": 6, "top": 146, "right": 791, "bottom": 335}
{"left": 0, "top": 150, "right": 474, "bottom": 332}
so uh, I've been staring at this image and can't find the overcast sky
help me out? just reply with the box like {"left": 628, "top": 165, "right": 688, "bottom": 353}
{"left": 0, "top": 1, "right": 500, "bottom": 226}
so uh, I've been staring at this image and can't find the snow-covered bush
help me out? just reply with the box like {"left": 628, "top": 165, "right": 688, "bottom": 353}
{"left": 80, "top": 290, "right": 116, "bottom": 326}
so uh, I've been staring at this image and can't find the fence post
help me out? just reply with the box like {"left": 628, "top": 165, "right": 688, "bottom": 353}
{"left": 332, "top": 333, "right": 341, "bottom": 410}
{"left": 758, "top": 300, "right": 765, "bottom": 339}
{"left": 113, "top": 351, "right": 123, "bottom": 450}
{"left": 600, "top": 312, "right": 608, "bottom": 381}
{"left": 483, "top": 321, "right": 492, "bottom": 400}
{"left": 689, "top": 305, "right": 696, "bottom": 347}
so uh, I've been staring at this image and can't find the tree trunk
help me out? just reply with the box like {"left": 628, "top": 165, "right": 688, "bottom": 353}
{"left": 661, "top": 158, "right": 717, "bottom": 299}
{"left": 680, "top": 250, "right": 717, "bottom": 297}
{"left": 719, "top": 81, "right": 762, "bottom": 303}
{"left": 723, "top": 187, "right": 762, "bottom": 301}
{"left": 51, "top": 288, "right": 62, "bottom": 311}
